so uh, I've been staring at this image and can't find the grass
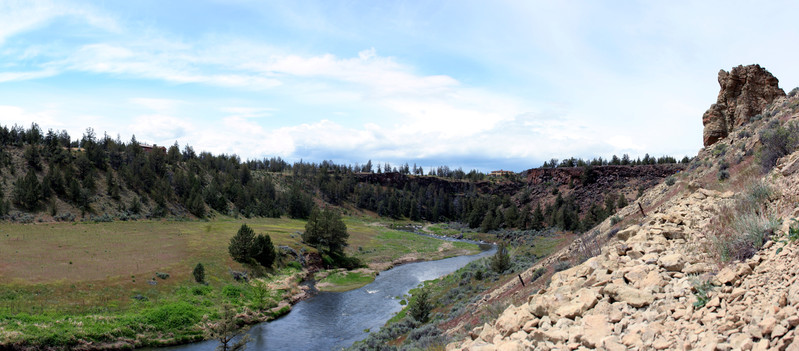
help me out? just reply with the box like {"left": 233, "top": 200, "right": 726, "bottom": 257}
{"left": 317, "top": 270, "right": 377, "bottom": 292}
{"left": 708, "top": 180, "right": 781, "bottom": 262}
{"left": 0, "top": 216, "right": 478, "bottom": 348}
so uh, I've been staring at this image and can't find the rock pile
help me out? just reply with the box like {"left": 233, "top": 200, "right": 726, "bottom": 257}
{"left": 450, "top": 183, "right": 799, "bottom": 350}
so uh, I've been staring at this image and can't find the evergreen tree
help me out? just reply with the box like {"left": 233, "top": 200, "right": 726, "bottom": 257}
{"left": 193, "top": 263, "right": 205, "bottom": 283}
{"left": 250, "top": 234, "right": 276, "bottom": 268}
{"left": 408, "top": 287, "right": 432, "bottom": 323}
{"left": 13, "top": 170, "right": 42, "bottom": 211}
{"left": 490, "top": 244, "right": 511, "bottom": 273}
{"left": 229, "top": 224, "right": 255, "bottom": 264}
{"left": 303, "top": 207, "right": 349, "bottom": 255}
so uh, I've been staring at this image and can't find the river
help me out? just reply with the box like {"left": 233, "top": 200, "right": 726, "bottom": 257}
{"left": 156, "top": 244, "right": 493, "bottom": 351}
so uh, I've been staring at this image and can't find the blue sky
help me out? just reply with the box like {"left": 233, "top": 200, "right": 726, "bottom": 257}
{"left": 2, "top": 0, "right": 799, "bottom": 172}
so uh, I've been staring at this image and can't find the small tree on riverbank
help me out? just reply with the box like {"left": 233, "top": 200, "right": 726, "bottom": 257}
{"left": 408, "top": 287, "right": 433, "bottom": 323}
{"left": 209, "top": 304, "right": 250, "bottom": 351}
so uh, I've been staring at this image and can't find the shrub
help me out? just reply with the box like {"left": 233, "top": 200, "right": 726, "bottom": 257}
{"left": 145, "top": 302, "right": 202, "bottom": 330}
{"left": 709, "top": 182, "right": 780, "bottom": 262}
{"left": 758, "top": 121, "right": 799, "bottom": 172}
{"left": 193, "top": 263, "right": 205, "bottom": 283}
{"left": 553, "top": 261, "right": 571, "bottom": 272}
{"left": 530, "top": 267, "right": 547, "bottom": 282}
{"left": 692, "top": 280, "right": 714, "bottom": 308}
{"left": 610, "top": 215, "right": 622, "bottom": 225}
{"left": 155, "top": 272, "right": 170, "bottom": 280}
{"left": 664, "top": 176, "right": 676, "bottom": 186}
{"left": 717, "top": 169, "right": 730, "bottom": 181}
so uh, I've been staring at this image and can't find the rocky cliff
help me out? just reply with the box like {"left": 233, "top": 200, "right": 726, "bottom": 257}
{"left": 702, "top": 64, "right": 785, "bottom": 147}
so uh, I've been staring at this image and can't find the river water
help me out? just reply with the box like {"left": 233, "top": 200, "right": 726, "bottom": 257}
{"left": 157, "top": 244, "right": 494, "bottom": 351}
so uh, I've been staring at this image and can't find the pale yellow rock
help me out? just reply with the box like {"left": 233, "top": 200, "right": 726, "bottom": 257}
{"left": 478, "top": 322, "right": 499, "bottom": 343}
{"left": 554, "top": 288, "right": 598, "bottom": 319}
{"left": 603, "top": 283, "right": 655, "bottom": 308}
{"left": 623, "top": 265, "right": 650, "bottom": 284}
{"left": 496, "top": 339, "right": 524, "bottom": 351}
{"left": 658, "top": 253, "right": 684, "bottom": 272}
{"left": 759, "top": 316, "right": 777, "bottom": 335}
{"left": 579, "top": 314, "right": 611, "bottom": 348}
{"left": 729, "top": 333, "right": 753, "bottom": 351}
{"left": 616, "top": 225, "right": 640, "bottom": 241}
{"left": 495, "top": 304, "right": 532, "bottom": 337}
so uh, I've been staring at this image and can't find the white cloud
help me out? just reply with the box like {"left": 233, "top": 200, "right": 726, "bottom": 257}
{"left": 0, "top": 0, "right": 118, "bottom": 45}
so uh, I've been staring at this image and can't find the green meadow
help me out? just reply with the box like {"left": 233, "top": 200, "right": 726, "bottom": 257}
{"left": 0, "top": 216, "right": 479, "bottom": 348}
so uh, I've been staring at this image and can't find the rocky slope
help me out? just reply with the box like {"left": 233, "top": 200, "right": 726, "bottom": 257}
{"left": 450, "top": 65, "right": 799, "bottom": 350}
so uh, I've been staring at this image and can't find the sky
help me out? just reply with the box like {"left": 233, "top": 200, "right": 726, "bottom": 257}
{"left": 2, "top": 0, "right": 799, "bottom": 172}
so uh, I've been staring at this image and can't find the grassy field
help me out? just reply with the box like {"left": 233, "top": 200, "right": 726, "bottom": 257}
{"left": 0, "top": 216, "right": 479, "bottom": 348}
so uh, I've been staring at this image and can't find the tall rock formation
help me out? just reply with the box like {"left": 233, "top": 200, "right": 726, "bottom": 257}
{"left": 702, "top": 64, "right": 785, "bottom": 147}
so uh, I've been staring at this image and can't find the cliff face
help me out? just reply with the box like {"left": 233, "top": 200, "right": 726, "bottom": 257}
{"left": 702, "top": 64, "right": 785, "bottom": 147}
{"left": 520, "top": 165, "right": 682, "bottom": 213}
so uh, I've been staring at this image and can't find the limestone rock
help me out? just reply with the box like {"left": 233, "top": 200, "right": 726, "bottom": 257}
{"left": 658, "top": 253, "right": 684, "bottom": 272}
{"left": 579, "top": 314, "right": 611, "bottom": 348}
{"left": 554, "top": 288, "right": 598, "bottom": 319}
{"left": 702, "top": 64, "right": 785, "bottom": 147}
{"left": 495, "top": 304, "right": 532, "bottom": 337}
{"left": 603, "top": 283, "right": 655, "bottom": 308}
{"left": 617, "top": 225, "right": 640, "bottom": 241}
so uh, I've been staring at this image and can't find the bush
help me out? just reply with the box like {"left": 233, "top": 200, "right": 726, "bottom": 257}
{"left": 709, "top": 182, "right": 780, "bottom": 262}
{"left": 155, "top": 272, "right": 170, "bottom": 280}
{"left": 553, "top": 261, "right": 571, "bottom": 272}
{"left": 145, "top": 302, "right": 202, "bottom": 330}
{"left": 717, "top": 169, "right": 730, "bottom": 181}
{"left": 758, "top": 121, "right": 799, "bottom": 172}
{"left": 664, "top": 176, "right": 676, "bottom": 186}
{"left": 193, "top": 263, "right": 205, "bottom": 283}
{"left": 530, "top": 267, "right": 547, "bottom": 282}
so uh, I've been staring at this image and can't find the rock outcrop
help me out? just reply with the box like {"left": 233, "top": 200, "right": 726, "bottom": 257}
{"left": 702, "top": 64, "right": 785, "bottom": 147}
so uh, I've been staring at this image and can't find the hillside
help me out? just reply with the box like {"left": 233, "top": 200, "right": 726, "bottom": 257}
{"left": 450, "top": 65, "right": 799, "bottom": 350}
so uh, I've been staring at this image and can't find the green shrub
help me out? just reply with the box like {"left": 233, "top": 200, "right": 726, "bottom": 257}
{"left": 145, "top": 302, "right": 201, "bottom": 330}
{"left": 664, "top": 176, "right": 676, "bottom": 186}
{"left": 222, "top": 285, "right": 244, "bottom": 301}
{"left": 192, "top": 263, "right": 205, "bottom": 283}
{"left": 692, "top": 280, "right": 714, "bottom": 308}
{"left": 553, "top": 261, "right": 571, "bottom": 272}
{"left": 758, "top": 121, "right": 799, "bottom": 172}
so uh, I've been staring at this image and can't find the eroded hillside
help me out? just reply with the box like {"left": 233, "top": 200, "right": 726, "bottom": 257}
{"left": 450, "top": 64, "right": 799, "bottom": 350}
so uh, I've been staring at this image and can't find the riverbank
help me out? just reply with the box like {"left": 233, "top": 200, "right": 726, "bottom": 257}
{"left": 0, "top": 217, "right": 480, "bottom": 350}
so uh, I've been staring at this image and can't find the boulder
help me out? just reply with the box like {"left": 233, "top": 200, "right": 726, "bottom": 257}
{"left": 603, "top": 283, "right": 655, "bottom": 308}
{"left": 579, "top": 314, "right": 612, "bottom": 348}
{"left": 658, "top": 253, "right": 684, "bottom": 272}
{"left": 495, "top": 304, "right": 532, "bottom": 337}
{"left": 554, "top": 288, "right": 599, "bottom": 319}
